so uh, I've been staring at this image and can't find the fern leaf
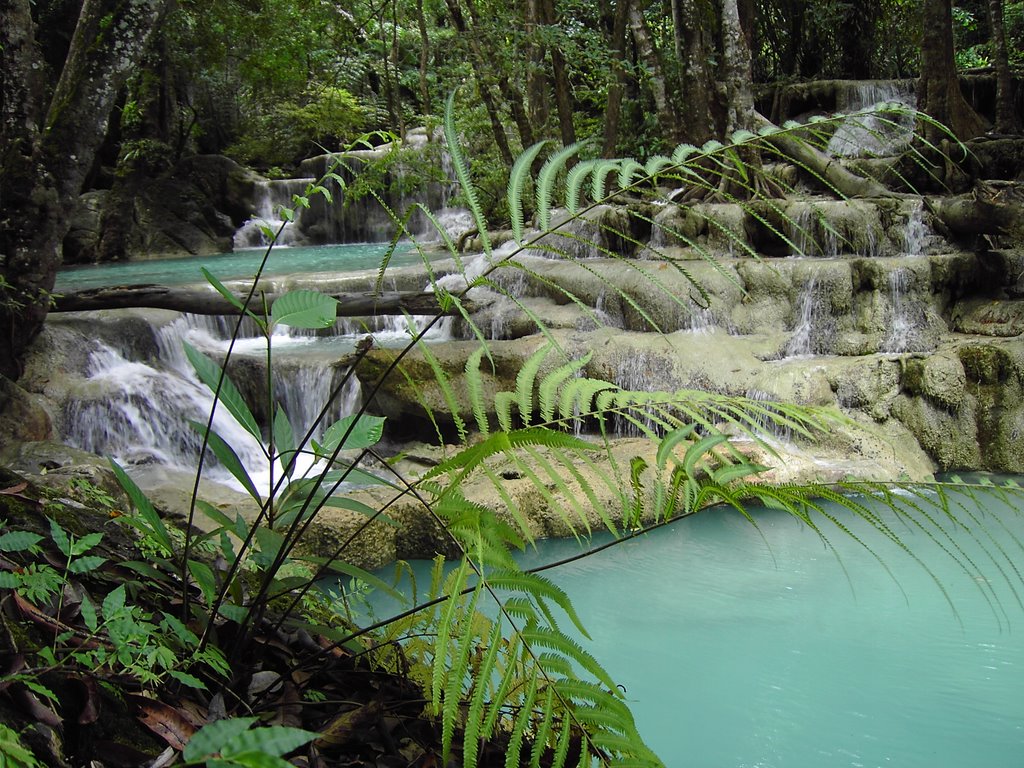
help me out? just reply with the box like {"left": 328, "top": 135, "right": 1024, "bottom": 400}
{"left": 671, "top": 143, "right": 699, "bottom": 163}
{"left": 465, "top": 345, "right": 492, "bottom": 436}
{"left": 528, "top": 687, "right": 556, "bottom": 768}
{"left": 519, "top": 625, "right": 616, "bottom": 692}
{"left": 462, "top": 620, "right": 505, "bottom": 768}
{"left": 432, "top": 559, "right": 471, "bottom": 713}
{"left": 616, "top": 158, "right": 644, "bottom": 190}
{"left": 508, "top": 141, "right": 550, "bottom": 241}
{"left": 442, "top": 584, "right": 483, "bottom": 763}
{"left": 516, "top": 344, "right": 554, "bottom": 426}
{"left": 445, "top": 91, "right": 491, "bottom": 256}
{"left": 504, "top": 673, "right": 538, "bottom": 768}
{"left": 644, "top": 155, "right": 675, "bottom": 178}
{"left": 539, "top": 352, "right": 592, "bottom": 424}
{"left": 536, "top": 141, "right": 589, "bottom": 231}
{"left": 591, "top": 160, "right": 620, "bottom": 200}
{"left": 486, "top": 569, "right": 591, "bottom": 638}
{"left": 566, "top": 159, "right": 599, "bottom": 214}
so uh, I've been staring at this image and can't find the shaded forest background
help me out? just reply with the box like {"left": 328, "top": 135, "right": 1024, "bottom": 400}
{"left": 2, "top": 0, "right": 1024, "bottom": 378}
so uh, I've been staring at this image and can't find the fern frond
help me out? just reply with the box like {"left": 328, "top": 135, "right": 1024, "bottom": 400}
{"left": 444, "top": 91, "right": 491, "bottom": 256}
{"left": 591, "top": 160, "right": 621, "bottom": 200}
{"left": 516, "top": 344, "right": 555, "bottom": 426}
{"left": 616, "top": 158, "right": 644, "bottom": 190}
{"left": 465, "top": 345, "right": 492, "bottom": 436}
{"left": 539, "top": 353, "right": 592, "bottom": 424}
{"left": 537, "top": 141, "right": 590, "bottom": 231}
{"left": 566, "top": 159, "right": 600, "bottom": 214}
{"left": 509, "top": 141, "right": 550, "bottom": 242}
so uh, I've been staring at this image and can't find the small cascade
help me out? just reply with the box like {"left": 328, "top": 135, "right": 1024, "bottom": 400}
{"left": 901, "top": 202, "right": 932, "bottom": 256}
{"left": 743, "top": 389, "right": 792, "bottom": 443}
{"left": 611, "top": 351, "right": 675, "bottom": 437}
{"left": 789, "top": 206, "right": 839, "bottom": 258}
{"left": 682, "top": 300, "right": 715, "bottom": 333}
{"left": 240, "top": 136, "right": 470, "bottom": 246}
{"left": 64, "top": 342, "right": 268, "bottom": 486}
{"left": 274, "top": 364, "right": 361, "bottom": 441}
{"left": 785, "top": 279, "right": 817, "bottom": 357}
{"left": 880, "top": 267, "right": 923, "bottom": 353}
{"left": 827, "top": 80, "right": 916, "bottom": 158}
{"left": 233, "top": 178, "right": 312, "bottom": 249}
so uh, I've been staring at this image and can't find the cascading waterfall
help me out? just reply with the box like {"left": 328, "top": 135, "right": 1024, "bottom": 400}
{"left": 880, "top": 267, "right": 920, "bottom": 353}
{"left": 611, "top": 351, "right": 675, "bottom": 437}
{"left": 784, "top": 279, "right": 821, "bottom": 358}
{"left": 743, "top": 388, "right": 793, "bottom": 443}
{"left": 64, "top": 341, "right": 268, "bottom": 486}
{"left": 235, "top": 134, "right": 470, "bottom": 248}
{"left": 901, "top": 202, "right": 931, "bottom": 256}
{"left": 827, "top": 80, "right": 916, "bottom": 158}
{"left": 233, "top": 178, "right": 312, "bottom": 249}
{"left": 62, "top": 310, "right": 384, "bottom": 494}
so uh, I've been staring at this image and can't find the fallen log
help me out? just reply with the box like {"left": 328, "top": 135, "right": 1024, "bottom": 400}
{"left": 53, "top": 284, "right": 469, "bottom": 317}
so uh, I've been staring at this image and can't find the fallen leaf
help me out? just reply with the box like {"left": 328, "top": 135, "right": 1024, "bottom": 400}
{"left": 129, "top": 695, "right": 197, "bottom": 752}
{"left": 315, "top": 700, "right": 383, "bottom": 748}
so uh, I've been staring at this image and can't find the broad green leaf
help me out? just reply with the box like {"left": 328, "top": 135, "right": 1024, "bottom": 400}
{"left": 167, "top": 670, "right": 207, "bottom": 690}
{"left": 188, "top": 421, "right": 263, "bottom": 503}
{"left": 101, "top": 584, "right": 127, "bottom": 619}
{"left": 270, "top": 290, "right": 338, "bottom": 330}
{"left": 220, "top": 725, "right": 319, "bottom": 759}
{"left": 80, "top": 593, "right": 97, "bottom": 632}
{"left": 183, "top": 717, "right": 260, "bottom": 762}
{"left": 183, "top": 342, "right": 262, "bottom": 443}
{"left": 0, "top": 531, "right": 43, "bottom": 552}
{"left": 47, "top": 517, "right": 71, "bottom": 558}
{"left": 70, "top": 531, "right": 103, "bottom": 556}
{"left": 316, "top": 414, "right": 386, "bottom": 454}
{"left": 109, "top": 460, "right": 175, "bottom": 555}
{"left": 273, "top": 405, "right": 297, "bottom": 479}
{"left": 68, "top": 556, "right": 106, "bottom": 574}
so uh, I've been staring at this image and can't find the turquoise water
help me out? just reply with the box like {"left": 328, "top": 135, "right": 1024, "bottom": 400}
{"left": 55, "top": 242, "right": 418, "bottom": 291}
{"left": 373, "top": 495, "right": 1024, "bottom": 767}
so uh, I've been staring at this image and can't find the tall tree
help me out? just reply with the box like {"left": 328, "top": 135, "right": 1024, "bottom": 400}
{"left": 918, "top": 0, "right": 988, "bottom": 141}
{"left": 0, "top": 0, "right": 171, "bottom": 380}
{"left": 988, "top": 0, "right": 1019, "bottom": 134}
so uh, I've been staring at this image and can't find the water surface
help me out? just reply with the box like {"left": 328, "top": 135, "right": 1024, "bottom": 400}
{"left": 55, "top": 242, "right": 419, "bottom": 291}
{"left": 376, "top": 494, "right": 1024, "bottom": 767}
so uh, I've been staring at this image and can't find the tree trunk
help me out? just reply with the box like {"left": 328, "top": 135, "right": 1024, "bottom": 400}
{"left": 536, "top": 0, "right": 576, "bottom": 147}
{"left": 917, "top": 0, "right": 987, "bottom": 141}
{"left": 753, "top": 114, "right": 890, "bottom": 199}
{"left": 626, "top": 0, "right": 678, "bottom": 142}
{"left": 443, "top": 0, "right": 515, "bottom": 164}
{"left": 0, "top": 0, "right": 171, "bottom": 380}
{"left": 987, "top": 0, "right": 1018, "bottom": 134}
{"left": 719, "top": 0, "right": 756, "bottom": 136}
{"left": 601, "top": 0, "right": 630, "bottom": 156}
{"left": 673, "top": 0, "right": 715, "bottom": 143}
{"left": 416, "top": 0, "right": 432, "bottom": 119}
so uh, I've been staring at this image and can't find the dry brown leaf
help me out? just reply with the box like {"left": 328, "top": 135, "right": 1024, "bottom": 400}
{"left": 315, "top": 700, "right": 383, "bottom": 748}
{"left": 130, "top": 695, "right": 197, "bottom": 752}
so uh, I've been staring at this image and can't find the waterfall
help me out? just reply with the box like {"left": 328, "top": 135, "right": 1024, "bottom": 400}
{"left": 233, "top": 136, "right": 470, "bottom": 246}
{"left": 743, "top": 389, "right": 793, "bottom": 443}
{"left": 901, "top": 202, "right": 931, "bottom": 256}
{"left": 233, "top": 178, "right": 312, "bottom": 249}
{"left": 784, "top": 279, "right": 819, "bottom": 358}
{"left": 274, "top": 364, "right": 361, "bottom": 441}
{"left": 880, "top": 267, "right": 921, "bottom": 353}
{"left": 827, "top": 80, "right": 916, "bottom": 158}
{"left": 64, "top": 341, "right": 269, "bottom": 486}
{"left": 62, "top": 308, "right": 387, "bottom": 495}
{"left": 611, "top": 351, "right": 675, "bottom": 437}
